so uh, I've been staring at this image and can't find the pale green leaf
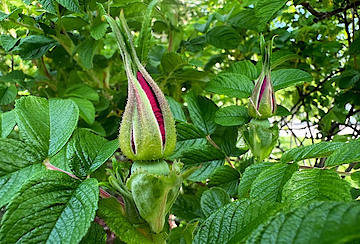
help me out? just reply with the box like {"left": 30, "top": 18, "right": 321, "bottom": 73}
{"left": 201, "top": 187, "right": 230, "bottom": 217}
{"left": 214, "top": 105, "right": 250, "bottom": 126}
{"left": 247, "top": 201, "right": 360, "bottom": 244}
{"left": 325, "top": 139, "right": 360, "bottom": 167}
{"left": 205, "top": 73, "right": 254, "bottom": 99}
{"left": 250, "top": 163, "right": 298, "bottom": 202}
{"left": 1, "top": 110, "right": 16, "bottom": 138}
{"left": 272, "top": 69, "right": 312, "bottom": 91}
{"left": 282, "top": 168, "right": 352, "bottom": 205}
{"left": 70, "top": 97, "right": 95, "bottom": 125}
{"left": 0, "top": 171, "right": 99, "bottom": 244}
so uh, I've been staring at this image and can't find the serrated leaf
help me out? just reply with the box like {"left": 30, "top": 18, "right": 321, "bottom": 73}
{"left": 80, "top": 222, "right": 107, "bottom": 244}
{"left": 214, "top": 105, "right": 250, "bottom": 126}
{"left": 238, "top": 162, "right": 274, "bottom": 199}
{"left": 205, "top": 73, "right": 254, "bottom": 99}
{"left": 193, "top": 199, "right": 277, "bottom": 244}
{"left": 272, "top": 69, "right": 312, "bottom": 91}
{"left": 171, "top": 194, "right": 204, "bottom": 221}
{"left": 70, "top": 97, "right": 95, "bottom": 125}
{"left": 166, "top": 96, "right": 186, "bottom": 122}
{"left": 161, "top": 52, "right": 189, "bottom": 73}
{"left": 64, "top": 83, "right": 99, "bottom": 102}
{"left": 56, "top": 0, "right": 81, "bottom": 12}
{"left": 182, "top": 144, "right": 225, "bottom": 181}
{"left": 225, "top": 60, "right": 259, "bottom": 80}
{"left": 247, "top": 201, "right": 360, "bottom": 244}
{"left": 1, "top": 110, "right": 16, "bottom": 138}
{"left": 0, "top": 171, "right": 99, "bottom": 244}
{"left": 67, "top": 128, "right": 118, "bottom": 179}
{"left": 78, "top": 38, "right": 98, "bottom": 69}
{"left": 255, "top": 0, "right": 288, "bottom": 31}
{"left": 201, "top": 187, "right": 230, "bottom": 217}
{"left": 48, "top": 99, "right": 79, "bottom": 157}
{"left": 0, "top": 139, "right": 45, "bottom": 207}
{"left": 206, "top": 26, "right": 240, "bottom": 49}
{"left": 281, "top": 141, "right": 343, "bottom": 163}
{"left": 16, "top": 35, "right": 57, "bottom": 60}
{"left": 97, "top": 197, "right": 155, "bottom": 244}
{"left": 0, "top": 84, "right": 17, "bottom": 105}
{"left": 271, "top": 51, "right": 299, "bottom": 69}
{"left": 282, "top": 169, "right": 352, "bottom": 205}
{"left": 0, "top": 34, "right": 19, "bottom": 52}
{"left": 186, "top": 93, "right": 218, "bottom": 135}
{"left": 208, "top": 165, "right": 240, "bottom": 197}
{"left": 325, "top": 139, "right": 360, "bottom": 167}
{"left": 250, "top": 163, "right": 298, "bottom": 202}
{"left": 37, "top": 0, "right": 56, "bottom": 14}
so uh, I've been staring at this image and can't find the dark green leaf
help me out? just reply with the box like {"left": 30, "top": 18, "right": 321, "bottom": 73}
{"left": 37, "top": 0, "right": 56, "bottom": 14}
{"left": 0, "top": 171, "right": 99, "bottom": 244}
{"left": 255, "top": 0, "right": 288, "bottom": 31}
{"left": 193, "top": 199, "right": 277, "bottom": 244}
{"left": 0, "top": 84, "right": 17, "bottom": 105}
{"left": 80, "top": 222, "right": 107, "bottom": 244}
{"left": 271, "top": 51, "right": 299, "bottom": 69}
{"left": 0, "top": 70, "right": 25, "bottom": 84}
{"left": 272, "top": 69, "right": 313, "bottom": 91}
{"left": 61, "top": 16, "right": 88, "bottom": 30}
{"left": 250, "top": 163, "right": 298, "bottom": 202}
{"left": 67, "top": 128, "right": 118, "bottom": 179}
{"left": 186, "top": 93, "right": 218, "bottom": 135}
{"left": 193, "top": 14, "right": 213, "bottom": 33}
{"left": 208, "top": 165, "right": 240, "bottom": 197}
{"left": 228, "top": 9, "right": 259, "bottom": 31}
{"left": 97, "top": 197, "right": 155, "bottom": 244}
{"left": 349, "top": 35, "right": 360, "bottom": 55}
{"left": 166, "top": 96, "right": 186, "bottom": 122}
{"left": 184, "top": 36, "right": 206, "bottom": 53}
{"left": 238, "top": 162, "right": 274, "bottom": 199}
{"left": 64, "top": 83, "right": 99, "bottom": 102}
{"left": 325, "top": 139, "right": 360, "bottom": 167}
{"left": 0, "top": 34, "right": 19, "bottom": 52}
{"left": 281, "top": 141, "right": 343, "bottom": 163}
{"left": 275, "top": 105, "right": 291, "bottom": 116}
{"left": 70, "top": 97, "right": 96, "bottom": 125}
{"left": 282, "top": 169, "right": 352, "bottom": 205}
{"left": 171, "top": 194, "right": 204, "bottom": 221}
{"left": 161, "top": 52, "right": 189, "bottom": 73}
{"left": 0, "top": 110, "right": 16, "bottom": 138}
{"left": 205, "top": 73, "right": 254, "bottom": 99}
{"left": 0, "top": 139, "right": 44, "bottom": 207}
{"left": 16, "top": 35, "right": 57, "bottom": 60}
{"left": 201, "top": 187, "right": 230, "bottom": 217}
{"left": 56, "top": 0, "right": 81, "bottom": 12}
{"left": 247, "top": 201, "right": 360, "bottom": 244}
{"left": 206, "top": 26, "right": 239, "bottom": 49}
{"left": 78, "top": 38, "right": 98, "bottom": 69}
{"left": 214, "top": 105, "right": 250, "bottom": 126}
{"left": 167, "top": 223, "right": 198, "bottom": 244}
{"left": 225, "top": 60, "right": 259, "bottom": 80}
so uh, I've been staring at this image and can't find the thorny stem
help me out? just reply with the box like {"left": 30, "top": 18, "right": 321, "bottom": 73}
{"left": 206, "top": 135, "right": 235, "bottom": 169}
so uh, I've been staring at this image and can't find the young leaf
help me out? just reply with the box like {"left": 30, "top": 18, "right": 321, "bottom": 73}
{"left": 325, "top": 139, "right": 360, "bottom": 167}
{"left": 0, "top": 171, "right": 99, "bottom": 244}
{"left": 250, "top": 163, "right": 299, "bottom": 202}
{"left": 206, "top": 26, "right": 240, "bottom": 50}
{"left": 208, "top": 165, "right": 240, "bottom": 197}
{"left": 282, "top": 168, "right": 352, "bottom": 205}
{"left": 270, "top": 51, "right": 299, "bottom": 69}
{"left": 67, "top": 128, "right": 118, "bottom": 179}
{"left": 214, "top": 105, "right": 250, "bottom": 126}
{"left": 97, "top": 197, "right": 155, "bottom": 244}
{"left": 225, "top": 60, "right": 259, "bottom": 80}
{"left": 193, "top": 199, "right": 278, "bottom": 244}
{"left": 0, "top": 139, "right": 45, "bottom": 207}
{"left": 272, "top": 69, "right": 313, "bottom": 91}
{"left": 200, "top": 187, "right": 231, "bottom": 217}
{"left": 281, "top": 141, "right": 343, "bottom": 163}
{"left": 186, "top": 93, "right": 218, "bottom": 135}
{"left": 247, "top": 201, "right": 360, "bottom": 244}
{"left": 0, "top": 110, "right": 16, "bottom": 138}
{"left": 205, "top": 73, "right": 254, "bottom": 99}
{"left": 238, "top": 162, "right": 274, "bottom": 199}
{"left": 255, "top": 0, "right": 288, "bottom": 31}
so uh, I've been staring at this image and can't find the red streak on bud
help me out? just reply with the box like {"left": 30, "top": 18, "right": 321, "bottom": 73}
{"left": 258, "top": 76, "right": 267, "bottom": 109}
{"left": 137, "top": 72, "right": 166, "bottom": 144}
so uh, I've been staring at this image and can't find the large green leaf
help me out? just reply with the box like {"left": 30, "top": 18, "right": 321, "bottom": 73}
{"left": 67, "top": 128, "right": 118, "bottom": 179}
{"left": 186, "top": 93, "right": 218, "bottom": 135}
{"left": 272, "top": 69, "right": 313, "bottom": 91}
{"left": 225, "top": 60, "right": 259, "bottom": 80}
{"left": 0, "top": 110, "right": 16, "bottom": 138}
{"left": 181, "top": 144, "right": 225, "bottom": 181}
{"left": 205, "top": 73, "right": 254, "bottom": 99}
{"left": 325, "top": 139, "right": 360, "bottom": 167}
{"left": 238, "top": 162, "right": 274, "bottom": 199}
{"left": 78, "top": 38, "right": 98, "bottom": 69}
{"left": 97, "top": 197, "right": 155, "bottom": 244}
{"left": 15, "top": 35, "right": 57, "bottom": 60}
{"left": 281, "top": 141, "right": 343, "bottom": 163}
{"left": 247, "top": 201, "right": 360, "bottom": 244}
{"left": 200, "top": 187, "right": 230, "bottom": 217}
{"left": 208, "top": 165, "right": 240, "bottom": 197}
{"left": 206, "top": 26, "right": 240, "bottom": 49}
{"left": 250, "top": 163, "right": 298, "bottom": 202}
{"left": 166, "top": 96, "right": 186, "bottom": 122}
{"left": 0, "top": 84, "right": 17, "bottom": 105}
{"left": 228, "top": 9, "right": 259, "bottom": 32}
{"left": 0, "top": 171, "right": 99, "bottom": 244}
{"left": 214, "top": 105, "right": 250, "bottom": 126}
{"left": 70, "top": 97, "right": 96, "bottom": 125}
{"left": 282, "top": 168, "right": 352, "bottom": 205}
{"left": 193, "top": 199, "right": 278, "bottom": 244}
{"left": 0, "top": 139, "right": 45, "bottom": 207}
{"left": 255, "top": 0, "right": 288, "bottom": 31}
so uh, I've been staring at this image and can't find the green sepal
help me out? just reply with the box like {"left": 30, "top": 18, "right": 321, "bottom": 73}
{"left": 126, "top": 161, "right": 198, "bottom": 233}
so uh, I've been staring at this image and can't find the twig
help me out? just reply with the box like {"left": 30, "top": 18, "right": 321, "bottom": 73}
{"left": 206, "top": 135, "right": 235, "bottom": 168}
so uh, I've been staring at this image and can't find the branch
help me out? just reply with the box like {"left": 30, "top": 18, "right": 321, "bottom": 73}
{"left": 300, "top": 1, "right": 360, "bottom": 22}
